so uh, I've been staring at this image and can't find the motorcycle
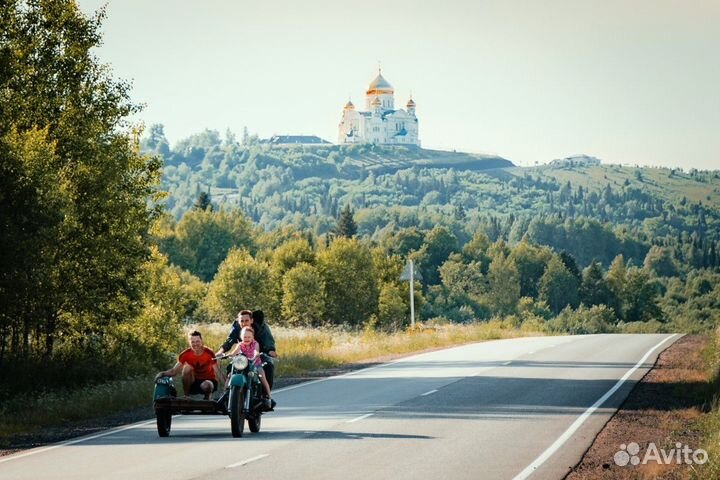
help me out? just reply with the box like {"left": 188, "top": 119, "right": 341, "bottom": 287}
{"left": 152, "top": 352, "right": 275, "bottom": 438}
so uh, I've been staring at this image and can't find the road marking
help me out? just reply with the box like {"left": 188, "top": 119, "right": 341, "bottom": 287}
{"left": 421, "top": 389, "right": 438, "bottom": 396}
{"left": 347, "top": 413, "right": 374, "bottom": 423}
{"left": 502, "top": 361, "right": 512, "bottom": 366}
{"left": 0, "top": 418, "right": 158, "bottom": 465}
{"left": 511, "top": 334, "right": 678, "bottom": 480}
{"left": 226, "top": 454, "right": 269, "bottom": 468}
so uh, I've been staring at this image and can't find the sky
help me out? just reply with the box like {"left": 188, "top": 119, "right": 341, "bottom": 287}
{"left": 76, "top": 0, "right": 719, "bottom": 170}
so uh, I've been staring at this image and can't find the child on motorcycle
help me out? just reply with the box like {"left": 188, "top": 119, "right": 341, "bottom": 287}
{"left": 229, "top": 326, "right": 274, "bottom": 409}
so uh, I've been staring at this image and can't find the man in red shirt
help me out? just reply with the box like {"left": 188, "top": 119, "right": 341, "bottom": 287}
{"left": 157, "top": 330, "right": 221, "bottom": 400}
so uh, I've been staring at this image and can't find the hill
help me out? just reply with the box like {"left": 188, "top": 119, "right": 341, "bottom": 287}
{"left": 149, "top": 127, "right": 719, "bottom": 268}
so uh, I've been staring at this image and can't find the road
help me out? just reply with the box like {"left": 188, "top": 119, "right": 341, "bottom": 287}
{"left": 0, "top": 333, "right": 679, "bottom": 480}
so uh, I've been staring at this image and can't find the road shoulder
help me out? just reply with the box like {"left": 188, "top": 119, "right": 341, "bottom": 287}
{"left": 566, "top": 335, "right": 712, "bottom": 479}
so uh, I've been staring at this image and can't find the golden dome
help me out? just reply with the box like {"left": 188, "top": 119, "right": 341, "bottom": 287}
{"left": 367, "top": 71, "right": 394, "bottom": 95}
{"left": 406, "top": 98, "right": 416, "bottom": 108}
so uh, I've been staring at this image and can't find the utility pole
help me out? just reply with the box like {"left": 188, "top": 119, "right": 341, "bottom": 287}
{"left": 401, "top": 259, "right": 421, "bottom": 328}
{"left": 409, "top": 259, "right": 415, "bottom": 328}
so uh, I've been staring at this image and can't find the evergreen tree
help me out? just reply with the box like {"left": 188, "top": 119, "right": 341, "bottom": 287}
{"left": 334, "top": 204, "right": 357, "bottom": 238}
{"left": 559, "top": 251, "right": 581, "bottom": 281}
{"left": 193, "top": 191, "right": 213, "bottom": 211}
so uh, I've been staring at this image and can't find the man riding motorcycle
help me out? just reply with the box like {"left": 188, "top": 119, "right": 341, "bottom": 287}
{"left": 216, "top": 310, "right": 277, "bottom": 408}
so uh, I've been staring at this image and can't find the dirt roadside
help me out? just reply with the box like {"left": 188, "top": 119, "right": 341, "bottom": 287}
{"left": 567, "top": 335, "right": 713, "bottom": 480}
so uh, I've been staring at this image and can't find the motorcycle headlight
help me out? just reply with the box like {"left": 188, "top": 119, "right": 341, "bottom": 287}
{"left": 233, "top": 355, "right": 249, "bottom": 371}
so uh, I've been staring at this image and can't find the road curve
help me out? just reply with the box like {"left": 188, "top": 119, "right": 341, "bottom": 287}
{"left": 0, "top": 333, "right": 679, "bottom": 480}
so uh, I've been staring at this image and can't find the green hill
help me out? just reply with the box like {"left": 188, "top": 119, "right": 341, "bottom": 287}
{"left": 148, "top": 127, "right": 719, "bottom": 269}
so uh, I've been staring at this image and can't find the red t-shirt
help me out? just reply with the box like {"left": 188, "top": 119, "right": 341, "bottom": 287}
{"left": 178, "top": 347, "right": 217, "bottom": 381}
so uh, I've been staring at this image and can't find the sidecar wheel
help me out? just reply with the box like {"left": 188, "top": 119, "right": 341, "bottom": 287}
{"left": 230, "top": 386, "right": 245, "bottom": 438}
{"left": 156, "top": 410, "right": 172, "bottom": 437}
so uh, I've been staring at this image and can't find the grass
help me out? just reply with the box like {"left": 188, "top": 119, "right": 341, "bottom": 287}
{"left": 0, "top": 320, "right": 544, "bottom": 446}
{"left": 521, "top": 164, "right": 720, "bottom": 205}
{"left": 693, "top": 327, "right": 720, "bottom": 479}
{"left": 192, "top": 318, "right": 544, "bottom": 377}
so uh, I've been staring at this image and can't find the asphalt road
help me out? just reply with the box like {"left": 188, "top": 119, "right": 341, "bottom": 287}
{"left": 0, "top": 333, "right": 679, "bottom": 480}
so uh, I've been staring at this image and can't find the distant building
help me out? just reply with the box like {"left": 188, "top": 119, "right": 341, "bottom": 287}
{"left": 338, "top": 70, "right": 420, "bottom": 146}
{"left": 263, "top": 135, "right": 332, "bottom": 145}
{"left": 550, "top": 154, "right": 601, "bottom": 167}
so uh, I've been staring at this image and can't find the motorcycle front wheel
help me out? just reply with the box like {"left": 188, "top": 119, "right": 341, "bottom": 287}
{"left": 230, "top": 386, "right": 245, "bottom": 438}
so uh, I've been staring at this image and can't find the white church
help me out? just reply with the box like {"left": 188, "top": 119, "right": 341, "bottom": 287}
{"left": 338, "top": 70, "right": 420, "bottom": 146}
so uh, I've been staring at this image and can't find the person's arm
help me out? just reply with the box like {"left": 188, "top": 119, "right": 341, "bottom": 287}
{"left": 156, "top": 361, "right": 182, "bottom": 379}
{"left": 226, "top": 341, "right": 240, "bottom": 356}
{"left": 212, "top": 361, "right": 224, "bottom": 385}
{"left": 216, "top": 322, "right": 240, "bottom": 355}
{"left": 259, "top": 325, "right": 277, "bottom": 357}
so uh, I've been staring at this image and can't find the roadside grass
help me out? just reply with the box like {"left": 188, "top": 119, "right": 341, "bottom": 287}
{"left": 190, "top": 318, "right": 545, "bottom": 377}
{"left": 693, "top": 327, "right": 720, "bottom": 479}
{"left": 0, "top": 319, "right": 544, "bottom": 446}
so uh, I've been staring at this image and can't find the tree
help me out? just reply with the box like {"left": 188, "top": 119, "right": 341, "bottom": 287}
{"left": 623, "top": 267, "right": 662, "bottom": 321}
{"left": 141, "top": 124, "right": 171, "bottom": 157}
{"left": 281, "top": 263, "right": 326, "bottom": 326}
{"left": 539, "top": 256, "right": 580, "bottom": 314}
{"left": 382, "top": 227, "right": 425, "bottom": 257}
{"left": 334, "top": 204, "right": 357, "bottom": 238}
{"left": 413, "top": 226, "right": 458, "bottom": 285}
{"left": 462, "top": 231, "right": 491, "bottom": 270}
{"left": 271, "top": 238, "right": 316, "bottom": 277}
{"left": 559, "top": 251, "right": 581, "bottom": 281}
{"left": 643, "top": 246, "right": 679, "bottom": 278}
{"left": 0, "top": 2, "right": 161, "bottom": 375}
{"left": 203, "top": 249, "right": 275, "bottom": 322}
{"left": 509, "top": 241, "right": 552, "bottom": 298}
{"left": 193, "top": 191, "right": 213, "bottom": 211}
{"left": 119, "top": 247, "right": 205, "bottom": 369}
{"left": 580, "top": 262, "right": 614, "bottom": 307}
{"left": 486, "top": 253, "right": 521, "bottom": 315}
{"left": 377, "top": 283, "right": 408, "bottom": 331}
{"left": 606, "top": 254, "right": 628, "bottom": 318}
{"left": 170, "top": 208, "right": 255, "bottom": 281}
{"left": 317, "top": 238, "right": 378, "bottom": 326}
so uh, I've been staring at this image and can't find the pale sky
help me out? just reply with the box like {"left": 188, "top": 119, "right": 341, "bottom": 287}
{"left": 77, "top": 0, "right": 719, "bottom": 170}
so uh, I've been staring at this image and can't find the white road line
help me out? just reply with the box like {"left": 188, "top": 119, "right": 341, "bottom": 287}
{"left": 0, "top": 418, "right": 157, "bottom": 465}
{"left": 502, "top": 361, "right": 512, "bottom": 366}
{"left": 226, "top": 454, "right": 269, "bottom": 468}
{"left": 421, "top": 389, "right": 438, "bottom": 396}
{"left": 511, "top": 334, "right": 678, "bottom": 480}
{"left": 347, "top": 413, "right": 374, "bottom": 423}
